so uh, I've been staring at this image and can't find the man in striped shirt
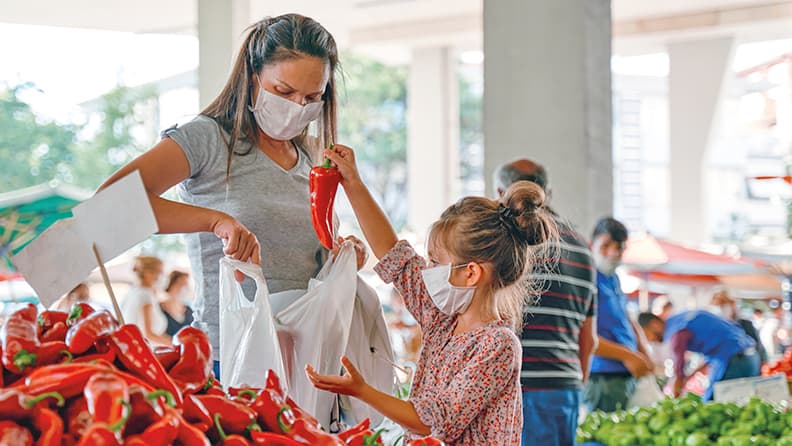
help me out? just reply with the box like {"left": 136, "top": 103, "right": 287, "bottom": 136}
{"left": 494, "top": 159, "right": 598, "bottom": 446}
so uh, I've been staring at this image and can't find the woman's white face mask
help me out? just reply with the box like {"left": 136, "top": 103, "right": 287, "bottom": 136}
{"left": 249, "top": 83, "right": 324, "bottom": 141}
{"left": 421, "top": 263, "right": 476, "bottom": 316}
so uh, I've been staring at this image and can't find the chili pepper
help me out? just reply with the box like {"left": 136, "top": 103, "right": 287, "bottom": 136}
{"left": 0, "top": 421, "right": 33, "bottom": 446}
{"left": 84, "top": 372, "right": 129, "bottom": 428}
{"left": 309, "top": 156, "right": 342, "bottom": 249}
{"left": 108, "top": 324, "right": 183, "bottom": 405}
{"left": 347, "top": 429, "right": 385, "bottom": 446}
{"left": 31, "top": 407, "right": 64, "bottom": 446}
{"left": 196, "top": 394, "right": 258, "bottom": 435}
{"left": 338, "top": 419, "right": 371, "bottom": 442}
{"left": 74, "top": 424, "right": 119, "bottom": 446}
{"left": 1, "top": 304, "right": 40, "bottom": 374}
{"left": 184, "top": 394, "right": 213, "bottom": 426}
{"left": 406, "top": 437, "right": 443, "bottom": 446}
{"left": 214, "top": 413, "right": 252, "bottom": 446}
{"left": 250, "top": 389, "right": 294, "bottom": 434}
{"left": 263, "top": 370, "right": 320, "bottom": 429}
{"left": 38, "top": 310, "right": 68, "bottom": 333}
{"left": 0, "top": 389, "right": 64, "bottom": 421}
{"left": 229, "top": 387, "right": 261, "bottom": 399}
{"left": 41, "top": 321, "right": 68, "bottom": 343}
{"left": 285, "top": 418, "right": 345, "bottom": 446}
{"left": 127, "top": 406, "right": 179, "bottom": 446}
{"left": 250, "top": 431, "right": 303, "bottom": 446}
{"left": 174, "top": 406, "right": 212, "bottom": 446}
{"left": 123, "top": 385, "right": 164, "bottom": 437}
{"left": 169, "top": 327, "right": 212, "bottom": 395}
{"left": 35, "top": 341, "right": 71, "bottom": 367}
{"left": 16, "top": 363, "right": 110, "bottom": 399}
{"left": 72, "top": 349, "right": 115, "bottom": 364}
{"left": 66, "top": 311, "right": 118, "bottom": 355}
{"left": 65, "top": 397, "right": 92, "bottom": 437}
{"left": 67, "top": 302, "right": 95, "bottom": 326}
{"left": 153, "top": 345, "right": 180, "bottom": 370}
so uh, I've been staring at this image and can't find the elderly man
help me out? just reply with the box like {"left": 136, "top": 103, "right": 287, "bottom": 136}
{"left": 494, "top": 159, "right": 597, "bottom": 446}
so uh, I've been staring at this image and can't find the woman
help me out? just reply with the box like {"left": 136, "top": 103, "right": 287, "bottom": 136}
{"left": 98, "top": 14, "right": 364, "bottom": 374}
{"left": 161, "top": 270, "right": 194, "bottom": 337}
{"left": 121, "top": 256, "right": 171, "bottom": 345}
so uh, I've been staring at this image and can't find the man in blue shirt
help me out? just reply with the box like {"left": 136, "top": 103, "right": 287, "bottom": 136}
{"left": 583, "top": 217, "right": 654, "bottom": 412}
{"left": 639, "top": 310, "right": 760, "bottom": 400}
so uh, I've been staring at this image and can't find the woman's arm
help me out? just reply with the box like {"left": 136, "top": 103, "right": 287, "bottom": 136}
{"left": 141, "top": 304, "right": 172, "bottom": 346}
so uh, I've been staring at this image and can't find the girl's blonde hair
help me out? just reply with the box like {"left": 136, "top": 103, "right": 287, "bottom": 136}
{"left": 132, "top": 256, "right": 163, "bottom": 280}
{"left": 428, "top": 181, "right": 558, "bottom": 332}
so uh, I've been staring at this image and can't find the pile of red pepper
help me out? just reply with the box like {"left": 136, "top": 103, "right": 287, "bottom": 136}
{"left": 762, "top": 349, "right": 792, "bottom": 378}
{"left": 0, "top": 303, "right": 443, "bottom": 446}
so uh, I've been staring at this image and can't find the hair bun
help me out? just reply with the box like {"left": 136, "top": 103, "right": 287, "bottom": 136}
{"left": 501, "top": 181, "right": 555, "bottom": 246}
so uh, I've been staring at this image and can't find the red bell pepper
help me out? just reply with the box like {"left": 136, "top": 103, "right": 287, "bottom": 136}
{"left": 67, "top": 302, "right": 95, "bottom": 326}
{"left": 74, "top": 424, "right": 119, "bottom": 446}
{"left": 309, "top": 156, "right": 341, "bottom": 249}
{"left": 0, "top": 389, "right": 64, "bottom": 421}
{"left": 285, "top": 418, "right": 345, "bottom": 446}
{"left": 169, "top": 326, "right": 212, "bottom": 394}
{"left": 35, "top": 341, "right": 71, "bottom": 367}
{"left": 1, "top": 304, "right": 40, "bottom": 373}
{"left": 214, "top": 413, "right": 252, "bottom": 446}
{"left": 0, "top": 421, "right": 33, "bottom": 446}
{"left": 338, "top": 418, "right": 371, "bottom": 442}
{"left": 196, "top": 394, "right": 258, "bottom": 435}
{"left": 154, "top": 345, "right": 181, "bottom": 370}
{"left": 108, "top": 324, "right": 183, "bottom": 405}
{"left": 16, "top": 363, "right": 110, "bottom": 399}
{"left": 41, "top": 321, "right": 68, "bottom": 343}
{"left": 66, "top": 311, "right": 118, "bottom": 355}
{"left": 84, "top": 372, "right": 129, "bottom": 428}
{"left": 31, "top": 407, "right": 63, "bottom": 446}
{"left": 250, "top": 431, "right": 303, "bottom": 446}
{"left": 407, "top": 437, "right": 443, "bottom": 446}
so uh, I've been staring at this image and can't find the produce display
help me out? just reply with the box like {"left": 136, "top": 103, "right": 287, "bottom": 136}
{"left": 0, "top": 303, "right": 442, "bottom": 446}
{"left": 762, "top": 349, "right": 792, "bottom": 378}
{"left": 577, "top": 393, "right": 792, "bottom": 446}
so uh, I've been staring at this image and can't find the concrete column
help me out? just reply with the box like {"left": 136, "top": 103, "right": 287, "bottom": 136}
{"left": 483, "top": 0, "right": 613, "bottom": 236}
{"left": 197, "top": 0, "right": 250, "bottom": 109}
{"left": 668, "top": 37, "right": 734, "bottom": 245}
{"left": 407, "top": 47, "right": 460, "bottom": 240}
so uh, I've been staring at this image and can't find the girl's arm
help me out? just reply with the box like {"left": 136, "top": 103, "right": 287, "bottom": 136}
{"left": 306, "top": 357, "right": 431, "bottom": 436}
{"left": 323, "top": 146, "right": 397, "bottom": 260}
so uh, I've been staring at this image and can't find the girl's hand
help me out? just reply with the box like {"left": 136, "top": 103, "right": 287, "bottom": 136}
{"left": 333, "top": 236, "right": 369, "bottom": 270}
{"left": 323, "top": 145, "right": 362, "bottom": 189}
{"left": 211, "top": 213, "right": 262, "bottom": 282}
{"left": 305, "top": 356, "right": 368, "bottom": 398}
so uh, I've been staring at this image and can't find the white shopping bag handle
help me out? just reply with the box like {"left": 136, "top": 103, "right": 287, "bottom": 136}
{"left": 220, "top": 258, "right": 269, "bottom": 288}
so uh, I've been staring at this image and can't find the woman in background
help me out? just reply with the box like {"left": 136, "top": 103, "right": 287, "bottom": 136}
{"left": 121, "top": 256, "right": 171, "bottom": 345}
{"left": 161, "top": 270, "right": 194, "bottom": 336}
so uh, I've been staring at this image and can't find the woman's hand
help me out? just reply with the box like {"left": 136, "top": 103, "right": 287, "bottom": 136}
{"left": 211, "top": 213, "right": 261, "bottom": 282}
{"left": 333, "top": 236, "right": 368, "bottom": 270}
{"left": 323, "top": 145, "right": 362, "bottom": 189}
{"left": 305, "top": 356, "right": 368, "bottom": 399}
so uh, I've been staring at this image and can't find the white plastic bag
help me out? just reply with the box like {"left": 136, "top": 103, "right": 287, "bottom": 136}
{"left": 273, "top": 242, "right": 358, "bottom": 427}
{"left": 219, "top": 258, "right": 286, "bottom": 391}
{"left": 628, "top": 375, "right": 665, "bottom": 408}
{"left": 339, "top": 277, "right": 397, "bottom": 427}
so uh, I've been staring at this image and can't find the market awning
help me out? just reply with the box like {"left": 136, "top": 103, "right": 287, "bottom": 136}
{"left": 0, "top": 181, "right": 91, "bottom": 270}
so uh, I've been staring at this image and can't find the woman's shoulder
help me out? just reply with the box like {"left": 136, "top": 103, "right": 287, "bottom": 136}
{"left": 162, "top": 115, "right": 223, "bottom": 138}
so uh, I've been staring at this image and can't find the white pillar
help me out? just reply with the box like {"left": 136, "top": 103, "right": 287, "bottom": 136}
{"left": 197, "top": 0, "right": 250, "bottom": 109}
{"left": 483, "top": 0, "right": 613, "bottom": 236}
{"left": 407, "top": 47, "right": 460, "bottom": 240}
{"left": 668, "top": 37, "right": 734, "bottom": 245}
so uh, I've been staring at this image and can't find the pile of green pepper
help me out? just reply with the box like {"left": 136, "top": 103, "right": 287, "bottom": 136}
{"left": 578, "top": 393, "right": 792, "bottom": 446}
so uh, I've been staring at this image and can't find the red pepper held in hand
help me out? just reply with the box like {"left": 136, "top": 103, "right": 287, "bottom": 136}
{"left": 0, "top": 421, "right": 33, "bottom": 446}
{"left": 31, "top": 407, "right": 64, "bottom": 446}
{"left": 309, "top": 155, "right": 341, "bottom": 249}
{"left": 108, "top": 324, "right": 183, "bottom": 406}
{"left": 169, "top": 326, "right": 212, "bottom": 394}
{"left": 1, "top": 304, "right": 40, "bottom": 373}
{"left": 66, "top": 311, "right": 118, "bottom": 355}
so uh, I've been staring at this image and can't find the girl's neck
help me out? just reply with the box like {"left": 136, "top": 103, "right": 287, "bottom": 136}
{"left": 453, "top": 289, "right": 499, "bottom": 335}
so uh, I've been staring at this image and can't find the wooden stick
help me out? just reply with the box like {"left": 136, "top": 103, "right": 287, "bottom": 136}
{"left": 92, "top": 243, "right": 125, "bottom": 325}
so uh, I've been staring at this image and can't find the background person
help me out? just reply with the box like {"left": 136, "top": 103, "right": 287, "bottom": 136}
{"left": 120, "top": 256, "right": 171, "bottom": 345}
{"left": 161, "top": 270, "right": 194, "bottom": 337}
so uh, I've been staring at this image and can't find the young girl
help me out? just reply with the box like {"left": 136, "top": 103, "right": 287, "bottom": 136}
{"left": 305, "top": 145, "right": 557, "bottom": 445}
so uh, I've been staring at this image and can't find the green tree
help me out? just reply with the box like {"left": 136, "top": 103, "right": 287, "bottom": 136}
{"left": 337, "top": 54, "right": 408, "bottom": 230}
{"left": 0, "top": 83, "right": 80, "bottom": 192}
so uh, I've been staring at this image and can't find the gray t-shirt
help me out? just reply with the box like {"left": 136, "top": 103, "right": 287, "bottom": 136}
{"left": 163, "top": 116, "right": 324, "bottom": 357}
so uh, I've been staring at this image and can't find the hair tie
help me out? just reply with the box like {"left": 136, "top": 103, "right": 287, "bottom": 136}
{"left": 498, "top": 204, "right": 515, "bottom": 219}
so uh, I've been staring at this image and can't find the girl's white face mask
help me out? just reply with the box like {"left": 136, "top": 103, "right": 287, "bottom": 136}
{"left": 421, "top": 263, "right": 476, "bottom": 315}
{"left": 249, "top": 85, "right": 324, "bottom": 141}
